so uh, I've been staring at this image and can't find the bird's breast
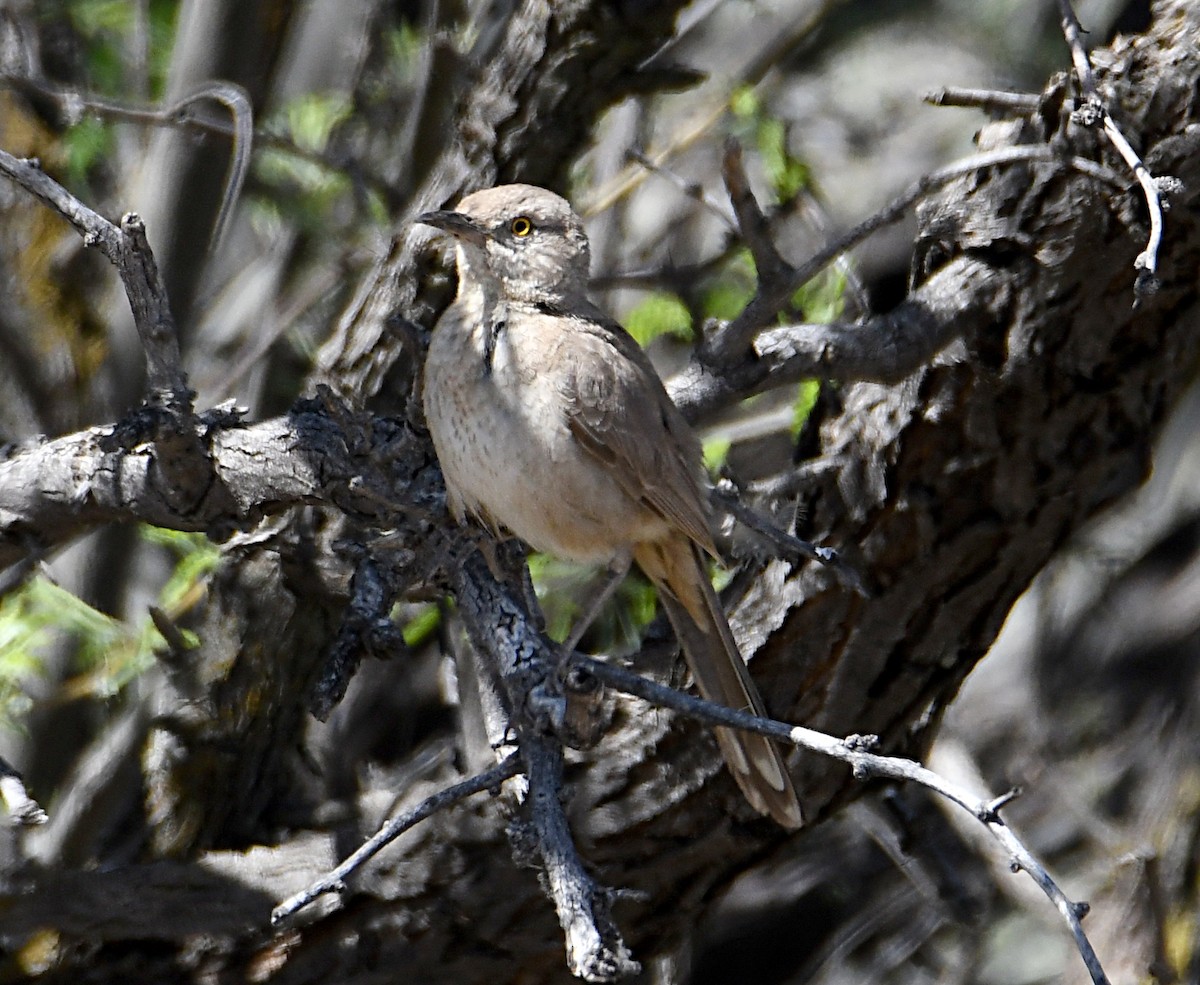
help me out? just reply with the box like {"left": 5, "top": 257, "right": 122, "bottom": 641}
{"left": 423, "top": 306, "right": 668, "bottom": 563}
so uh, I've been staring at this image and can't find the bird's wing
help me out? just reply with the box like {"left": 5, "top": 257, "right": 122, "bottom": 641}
{"left": 547, "top": 305, "right": 718, "bottom": 556}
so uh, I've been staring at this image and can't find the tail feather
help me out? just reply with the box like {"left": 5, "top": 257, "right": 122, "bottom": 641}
{"left": 634, "top": 538, "right": 803, "bottom": 829}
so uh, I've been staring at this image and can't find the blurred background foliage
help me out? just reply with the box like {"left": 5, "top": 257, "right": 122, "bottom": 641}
{"left": 2, "top": 1, "right": 1196, "bottom": 983}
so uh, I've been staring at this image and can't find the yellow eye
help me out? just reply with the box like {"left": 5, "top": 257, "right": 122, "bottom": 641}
{"left": 510, "top": 216, "right": 533, "bottom": 237}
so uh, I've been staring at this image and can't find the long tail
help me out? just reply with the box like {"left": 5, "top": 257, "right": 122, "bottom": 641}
{"left": 634, "top": 537, "right": 803, "bottom": 829}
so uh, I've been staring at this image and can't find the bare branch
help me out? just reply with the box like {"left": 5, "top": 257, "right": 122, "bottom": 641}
{"left": 0, "top": 71, "right": 368, "bottom": 228}
{"left": 169, "top": 81, "right": 254, "bottom": 253}
{"left": 0, "top": 401, "right": 434, "bottom": 570}
{"left": 572, "top": 654, "right": 1113, "bottom": 985}
{"left": 0, "top": 149, "right": 122, "bottom": 256}
{"left": 720, "top": 138, "right": 789, "bottom": 283}
{"left": 710, "top": 482, "right": 869, "bottom": 597}
{"left": 671, "top": 255, "right": 1007, "bottom": 420}
{"left": 1056, "top": 0, "right": 1167, "bottom": 301}
{"left": 452, "top": 552, "right": 637, "bottom": 982}
{"left": 271, "top": 754, "right": 521, "bottom": 926}
{"left": 627, "top": 148, "right": 735, "bottom": 230}
{"left": 705, "top": 145, "right": 1126, "bottom": 366}
{"left": 0, "top": 149, "right": 193, "bottom": 415}
{"left": 924, "top": 86, "right": 1041, "bottom": 115}
{"left": 522, "top": 732, "right": 639, "bottom": 983}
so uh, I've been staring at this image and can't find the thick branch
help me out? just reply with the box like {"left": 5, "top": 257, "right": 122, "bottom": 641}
{"left": 451, "top": 552, "right": 635, "bottom": 981}
{"left": 671, "top": 255, "right": 1008, "bottom": 420}
{"left": 0, "top": 403, "right": 424, "bottom": 570}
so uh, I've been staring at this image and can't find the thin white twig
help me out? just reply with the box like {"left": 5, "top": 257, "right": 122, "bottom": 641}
{"left": 1057, "top": 0, "right": 1166, "bottom": 303}
{"left": 573, "top": 653, "right": 1113, "bottom": 985}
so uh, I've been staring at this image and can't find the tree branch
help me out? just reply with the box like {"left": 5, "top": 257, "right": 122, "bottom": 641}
{"left": 272, "top": 753, "right": 522, "bottom": 926}
{"left": 0, "top": 150, "right": 194, "bottom": 416}
{"left": 1056, "top": 0, "right": 1168, "bottom": 301}
{"left": 451, "top": 551, "right": 636, "bottom": 982}
{"left": 571, "top": 654, "right": 1112, "bottom": 985}
{"left": 703, "top": 145, "right": 1125, "bottom": 368}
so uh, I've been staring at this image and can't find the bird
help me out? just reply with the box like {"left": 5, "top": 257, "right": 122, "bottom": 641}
{"left": 418, "top": 183, "right": 803, "bottom": 829}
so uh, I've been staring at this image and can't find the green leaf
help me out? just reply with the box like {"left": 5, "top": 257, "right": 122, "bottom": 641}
{"left": 791, "top": 267, "right": 847, "bottom": 322}
{"left": 61, "top": 118, "right": 113, "bottom": 190}
{"left": 67, "top": 0, "right": 132, "bottom": 34}
{"left": 702, "top": 435, "right": 732, "bottom": 472}
{"left": 624, "top": 292, "right": 693, "bottom": 346}
{"left": 727, "top": 83, "right": 810, "bottom": 203}
{"left": 702, "top": 248, "right": 757, "bottom": 321}
{"left": 284, "top": 93, "right": 352, "bottom": 154}
{"left": 386, "top": 22, "right": 425, "bottom": 80}
{"left": 791, "top": 379, "right": 821, "bottom": 438}
{"left": 141, "top": 527, "right": 221, "bottom": 611}
{"left": 401, "top": 605, "right": 441, "bottom": 647}
{"left": 729, "top": 84, "right": 761, "bottom": 120}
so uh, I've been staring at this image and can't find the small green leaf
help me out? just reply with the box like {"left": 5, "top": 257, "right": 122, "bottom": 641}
{"left": 284, "top": 93, "right": 352, "bottom": 153}
{"left": 756, "top": 117, "right": 809, "bottom": 201}
{"left": 729, "top": 84, "right": 761, "bottom": 120}
{"left": 791, "top": 267, "right": 847, "bottom": 322}
{"left": 61, "top": 118, "right": 113, "bottom": 190}
{"left": 141, "top": 527, "right": 221, "bottom": 611}
{"left": 702, "top": 249, "right": 757, "bottom": 321}
{"left": 386, "top": 23, "right": 425, "bottom": 79}
{"left": 624, "top": 292, "right": 693, "bottom": 346}
{"left": 791, "top": 379, "right": 821, "bottom": 438}
{"left": 703, "top": 435, "right": 732, "bottom": 472}
{"left": 401, "top": 605, "right": 441, "bottom": 647}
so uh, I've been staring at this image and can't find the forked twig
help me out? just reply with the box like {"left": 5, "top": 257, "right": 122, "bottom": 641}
{"left": 1056, "top": 0, "right": 1168, "bottom": 303}
{"left": 272, "top": 753, "right": 521, "bottom": 925}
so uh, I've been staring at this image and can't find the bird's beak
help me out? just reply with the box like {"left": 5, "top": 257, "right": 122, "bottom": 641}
{"left": 416, "top": 209, "right": 487, "bottom": 246}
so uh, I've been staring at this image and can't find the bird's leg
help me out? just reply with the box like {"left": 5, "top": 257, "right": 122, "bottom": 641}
{"left": 562, "top": 552, "right": 632, "bottom": 653}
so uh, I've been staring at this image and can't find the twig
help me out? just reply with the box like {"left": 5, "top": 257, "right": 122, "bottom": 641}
{"left": 114, "top": 212, "right": 194, "bottom": 415}
{"left": 0, "top": 755, "right": 47, "bottom": 825}
{"left": 1056, "top": 0, "right": 1166, "bottom": 303}
{"left": 589, "top": 248, "right": 736, "bottom": 293}
{"left": 710, "top": 484, "right": 869, "bottom": 597}
{"left": 793, "top": 188, "right": 871, "bottom": 322}
{"left": 627, "top": 149, "right": 735, "bottom": 230}
{"left": 720, "top": 138, "right": 789, "bottom": 283}
{"left": 0, "top": 150, "right": 193, "bottom": 417}
{"left": 572, "top": 654, "right": 1113, "bottom": 985}
{"left": 172, "top": 81, "right": 254, "bottom": 254}
{"left": 521, "top": 732, "right": 639, "bottom": 982}
{"left": 0, "top": 70, "right": 360, "bottom": 192}
{"left": 924, "top": 87, "right": 1041, "bottom": 115}
{"left": 706, "top": 144, "right": 1126, "bottom": 365}
{"left": 0, "top": 74, "right": 254, "bottom": 254}
{"left": 271, "top": 753, "right": 521, "bottom": 924}
{"left": 583, "top": 1, "right": 838, "bottom": 218}
{"left": 670, "top": 255, "right": 1005, "bottom": 421}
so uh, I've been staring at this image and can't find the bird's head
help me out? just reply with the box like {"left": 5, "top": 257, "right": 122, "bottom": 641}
{"left": 417, "top": 184, "right": 591, "bottom": 306}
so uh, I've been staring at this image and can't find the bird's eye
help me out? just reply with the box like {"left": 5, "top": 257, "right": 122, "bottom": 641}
{"left": 510, "top": 216, "right": 533, "bottom": 237}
